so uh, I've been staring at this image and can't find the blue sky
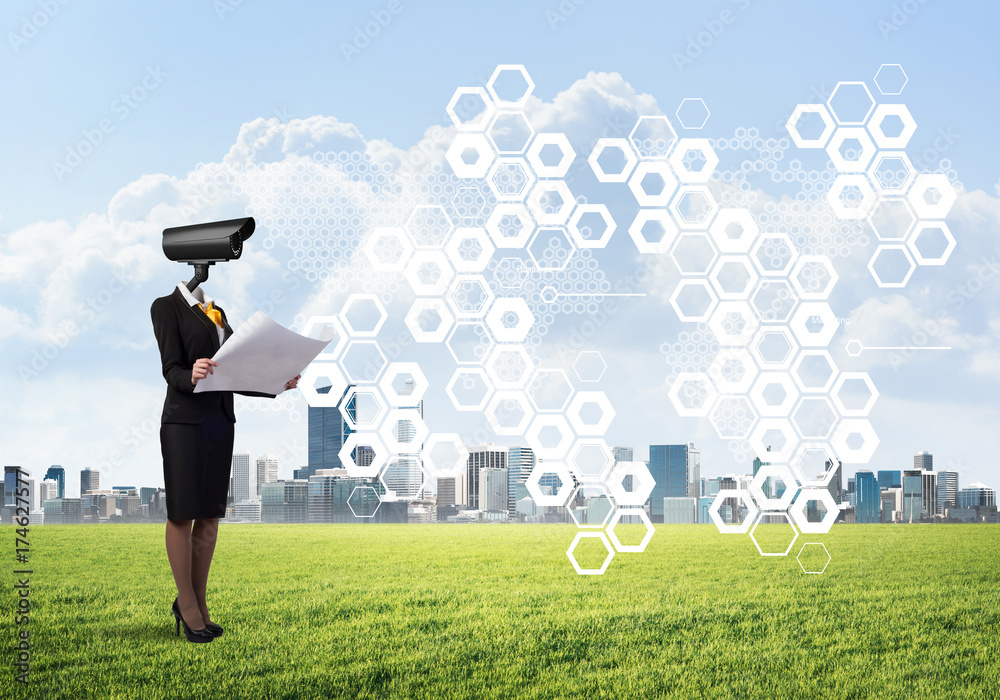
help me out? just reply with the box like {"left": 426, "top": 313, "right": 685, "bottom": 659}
{"left": 2, "top": 0, "right": 999, "bottom": 500}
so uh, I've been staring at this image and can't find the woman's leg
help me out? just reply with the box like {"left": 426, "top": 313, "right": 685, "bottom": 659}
{"left": 190, "top": 517, "right": 220, "bottom": 625}
{"left": 165, "top": 518, "right": 206, "bottom": 629}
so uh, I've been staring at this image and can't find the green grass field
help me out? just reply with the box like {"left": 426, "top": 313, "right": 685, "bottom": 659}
{"left": 3, "top": 523, "right": 998, "bottom": 699}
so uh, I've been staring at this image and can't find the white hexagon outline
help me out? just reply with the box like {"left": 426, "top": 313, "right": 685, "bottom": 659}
{"left": 567, "top": 483, "right": 616, "bottom": 528}
{"left": 906, "top": 173, "right": 958, "bottom": 219}
{"left": 339, "top": 340, "right": 389, "bottom": 385}
{"left": 299, "top": 362, "right": 349, "bottom": 408}
{"left": 708, "top": 255, "right": 760, "bottom": 301}
{"left": 338, "top": 293, "right": 388, "bottom": 338}
{"left": 446, "top": 86, "right": 495, "bottom": 131}
{"left": 378, "top": 362, "right": 430, "bottom": 409}
{"left": 566, "top": 531, "right": 614, "bottom": 575}
{"left": 628, "top": 209, "right": 678, "bottom": 255}
{"left": 444, "top": 367, "right": 494, "bottom": 413}
{"left": 669, "top": 185, "right": 718, "bottom": 230}
{"left": 708, "top": 489, "right": 760, "bottom": 535}
{"left": 874, "top": 63, "right": 908, "bottom": 95}
{"left": 867, "top": 150, "right": 916, "bottom": 196}
{"left": 445, "top": 320, "right": 493, "bottom": 365}
{"left": 789, "top": 302, "right": 840, "bottom": 349}
{"left": 445, "top": 226, "right": 496, "bottom": 273}
{"left": 868, "top": 103, "right": 917, "bottom": 149}
{"left": 421, "top": 433, "right": 470, "bottom": 479}
{"left": 484, "top": 344, "right": 534, "bottom": 390}
{"left": 907, "top": 221, "right": 956, "bottom": 266}
{"left": 606, "top": 461, "right": 656, "bottom": 508}
{"left": 446, "top": 273, "right": 496, "bottom": 320}
{"left": 405, "top": 205, "right": 454, "bottom": 250}
{"left": 404, "top": 298, "right": 455, "bottom": 343}
{"left": 790, "top": 395, "right": 839, "bottom": 441}
{"left": 588, "top": 137, "right": 638, "bottom": 183}
{"left": 566, "top": 391, "right": 616, "bottom": 436}
{"left": 485, "top": 202, "right": 534, "bottom": 249}
{"left": 568, "top": 439, "right": 615, "bottom": 483}
{"left": 831, "top": 372, "right": 879, "bottom": 417}
{"left": 867, "top": 244, "right": 916, "bottom": 288}
{"left": 750, "top": 326, "right": 800, "bottom": 371}
{"left": 526, "top": 461, "right": 576, "bottom": 508}
{"left": 675, "top": 98, "right": 711, "bottom": 130}
{"left": 707, "top": 348, "right": 758, "bottom": 395}
{"left": 670, "top": 231, "right": 719, "bottom": 276}
{"left": 749, "top": 464, "right": 801, "bottom": 511}
{"left": 668, "top": 371, "right": 719, "bottom": 418}
{"left": 485, "top": 110, "right": 535, "bottom": 156}
{"left": 606, "top": 508, "right": 655, "bottom": 553}
{"left": 790, "top": 487, "right": 840, "bottom": 535}
{"left": 301, "top": 316, "right": 348, "bottom": 361}
{"left": 748, "top": 371, "right": 800, "bottom": 419}
{"left": 708, "top": 395, "right": 759, "bottom": 441}
{"left": 627, "top": 160, "right": 679, "bottom": 207}
{"left": 785, "top": 104, "right": 836, "bottom": 148}
{"left": 749, "top": 278, "right": 800, "bottom": 325}
{"left": 446, "top": 132, "right": 496, "bottom": 179}
{"left": 825, "top": 81, "right": 875, "bottom": 125}
{"left": 789, "top": 255, "right": 838, "bottom": 301}
{"left": 526, "top": 413, "right": 575, "bottom": 461}
{"left": 380, "top": 406, "right": 430, "bottom": 453}
{"left": 867, "top": 197, "right": 917, "bottom": 243}
{"left": 404, "top": 249, "right": 456, "bottom": 296}
{"left": 525, "top": 366, "right": 575, "bottom": 413}
{"left": 568, "top": 203, "right": 617, "bottom": 249}
{"left": 789, "top": 441, "right": 840, "bottom": 488}
{"left": 748, "top": 418, "right": 798, "bottom": 463}
{"left": 526, "top": 180, "right": 576, "bottom": 225}
{"left": 572, "top": 350, "right": 607, "bottom": 383}
{"left": 340, "top": 431, "right": 388, "bottom": 479}
{"left": 346, "top": 485, "right": 382, "bottom": 519}
{"left": 526, "top": 132, "right": 576, "bottom": 178}
{"left": 831, "top": 418, "right": 880, "bottom": 463}
{"left": 486, "top": 157, "right": 536, "bottom": 203}
{"left": 668, "top": 138, "right": 719, "bottom": 183}
{"left": 750, "top": 232, "right": 799, "bottom": 277}
{"left": 628, "top": 115, "right": 678, "bottom": 159}
{"left": 527, "top": 226, "right": 576, "bottom": 273}
{"left": 797, "top": 542, "right": 832, "bottom": 574}
{"left": 826, "top": 173, "right": 877, "bottom": 220}
{"left": 825, "top": 126, "right": 877, "bottom": 173}
{"left": 486, "top": 64, "right": 535, "bottom": 108}
{"left": 484, "top": 390, "right": 534, "bottom": 436}
{"left": 340, "top": 384, "right": 388, "bottom": 432}
{"left": 363, "top": 227, "right": 415, "bottom": 273}
{"left": 791, "top": 350, "right": 839, "bottom": 394}
{"left": 749, "top": 512, "right": 800, "bottom": 557}
{"left": 669, "top": 278, "right": 718, "bottom": 323}
{"left": 486, "top": 297, "right": 535, "bottom": 343}
{"left": 709, "top": 208, "right": 759, "bottom": 254}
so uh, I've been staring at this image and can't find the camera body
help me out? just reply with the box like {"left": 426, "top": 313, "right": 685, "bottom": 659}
{"left": 162, "top": 217, "right": 255, "bottom": 263}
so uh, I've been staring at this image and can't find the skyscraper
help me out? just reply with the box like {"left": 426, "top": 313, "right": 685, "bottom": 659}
{"left": 466, "top": 444, "right": 507, "bottom": 510}
{"left": 921, "top": 470, "right": 937, "bottom": 519}
{"left": 648, "top": 444, "right": 698, "bottom": 523}
{"left": 304, "top": 384, "right": 351, "bottom": 479}
{"left": 480, "top": 467, "right": 508, "bottom": 514}
{"left": 957, "top": 482, "right": 996, "bottom": 509}
{"left": 256, "top": 454, "right": 279, "bottom": 496}
{"left": 936, "top": 470, "right": 958, "bottom": 515}
{"left": 902, "top": 469, "right": 923, "bottom": 522}
{"left": 914, "top": 451, "right": 932, "bottom": 470}
{"left": 45, "top": 465, "right": 65, "bottom": 498}
{"left": 877, "top": 470, "right": 901, "bottom": 490}
{"left": 855, "top": 471, "right": 880, "bottom": 523}
{"left": 39, "top": 479, "right": 59, "bottom": 507}
{"left": 80, "top": 468, "right": 99, "bottom": 495}
{"left": 507, "top": 446, "right": 535, "bottom": 520}
{"left": 612, "top": 446, "right": 634, "bottom": 494}
{"left": 383, "top": 385, "right": 425, "bottom": 500}
{"left": 231, "top": 451, "right": 252, "bottom": 505}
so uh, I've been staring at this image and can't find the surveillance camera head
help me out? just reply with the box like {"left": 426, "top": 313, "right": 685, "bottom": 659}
{"left": 161, "top": 217, "right": 255, "bottom": 291}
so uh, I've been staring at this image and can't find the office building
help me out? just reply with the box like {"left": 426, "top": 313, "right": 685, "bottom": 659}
{"left": 4, "top": 467, "right": 24, "bottom": 509}
{"left": 507, "top": 447, "right": 535, "bottom": 520}
{"left": 383, "top": 458, "right": 424, "bottom": 500}
{"left": 256, "top": 454, "right": 279, "bottom": 496}
{"left": 466, "top": 444, "right": 507, "bottom": 510}
{"left": 233, "top": 498, "right": 261, "bottom": 522}
{"left": 914, "top": 451, "right": 933, "bottom": 471}
{"left": 303, "top": 384, "right": 351, "bottom": 479}
{"left": 140, "top": 487, "right": 158, "bottom": 506}
{"left": 663, "top": 497, "right": 697, "bottom": 524}
{"left": 936, "top": 470, "right": 959, "bottom": 515}
{"left": 437, "top": 474, "right": 468, "bottom": 508}
{"left": 698, "top": 496, "right": 714, "bottom": 524}
{"left": 855, "top": 471, "right": 880, "bottom": 523}
{"left": 120, "top": 494, "right": 141, "bottom": 517}
{"left": 881, "top": 488, "right": 902, "bottom": 523}
{"left": 307, "top": 469, "right": 406, "bottom": 523}
{"left": 958, "top": 482, "right": 996, "bottom": 509}
{"left": 39, "top": 479, "right": 59, "bottom": 507}
{"left": 261, "top": 480, "right": 309, "bottom": 523}
{"left": 80, "top": 468, "right": 100, "bottom": 496}
{"left": 480, "top": 467, "right": 509, "bottom": 514}
{"left": 902, "top": 470, "right": 923, "bottom": 522}
{"left": 230, "top": 451, "right": 252, "bottom": 506}
{"left": 45, "top": 466, "right": 66, "bottom": 498}
{"left": 921, "top": 470, "right": 937, "bottom": 519}
{"left": 877, "top": 470, "right": 901, "bottom": 490}
{"left": 648, "top": 444, "right": 699, "bottom": 523}
{"left": 43, "top": 498, "right": 83, "bottom": 524}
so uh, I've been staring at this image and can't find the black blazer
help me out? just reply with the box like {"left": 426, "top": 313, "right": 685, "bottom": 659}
{"left": 150, "top": 287, "right": 274, "bottom": 425}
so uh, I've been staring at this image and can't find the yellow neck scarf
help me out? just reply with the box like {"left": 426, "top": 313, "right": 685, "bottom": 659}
{"left": 200, "top": 301, "right": 224, "bottom": 328}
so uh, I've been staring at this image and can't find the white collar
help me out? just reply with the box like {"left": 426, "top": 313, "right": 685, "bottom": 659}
{"left": 176, "top": 282, "right": 216, "bottom": 309}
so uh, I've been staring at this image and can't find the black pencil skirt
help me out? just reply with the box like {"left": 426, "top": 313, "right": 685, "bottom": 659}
{"left": 160, "top": 410, "right": 235, "bottom": 520}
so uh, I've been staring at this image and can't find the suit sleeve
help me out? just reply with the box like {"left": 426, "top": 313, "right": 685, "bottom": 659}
{"left": 150, "top": 299, "right": 195, "bottom": 394}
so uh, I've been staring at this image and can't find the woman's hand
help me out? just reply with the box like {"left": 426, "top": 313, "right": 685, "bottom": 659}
{"left": 283, "top": 374, "right": 301, "bottom": 392}
{"left": 191, "top": 358, "right": 218, "bottom": 387}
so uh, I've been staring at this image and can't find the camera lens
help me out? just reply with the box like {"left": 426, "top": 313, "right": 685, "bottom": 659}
{"left": 230, "top": 233, "right": 242, "bottom": 257}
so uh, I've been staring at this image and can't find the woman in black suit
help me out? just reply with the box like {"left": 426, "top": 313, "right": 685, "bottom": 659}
{"left": 150, "top": 281, "right": 299, "bottom": 643}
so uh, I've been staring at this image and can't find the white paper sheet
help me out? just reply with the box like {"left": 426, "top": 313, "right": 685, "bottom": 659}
{"left": 193, "top": 311, "right": 334, "bottom": 395}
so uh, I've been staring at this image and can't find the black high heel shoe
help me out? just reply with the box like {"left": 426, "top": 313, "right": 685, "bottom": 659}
{"left": 205, "top": 621, "right": 224, "bottom": 638}
{"left": 172, "top": 598, "right": 213, "bottom": 643}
